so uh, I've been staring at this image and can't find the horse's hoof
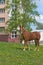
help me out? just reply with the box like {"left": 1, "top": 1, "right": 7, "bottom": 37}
{"left": 37, "top": 49, "right": 39, "bottom": 51}
{"left": 29, "top": 48, "right": 30, "bottom": 51}
{"left": 34, "top": 48, "right": 37, "bottom": 51}
{"left": 23, "top": 48, "right": 25, "bottom": 51}
{"left": 34, "top": 49, "right": 36, "bottom": 51}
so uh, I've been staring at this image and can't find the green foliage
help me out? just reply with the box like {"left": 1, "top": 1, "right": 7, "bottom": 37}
{"left": 6, "top": 0, "right": 40, "bottom": 32}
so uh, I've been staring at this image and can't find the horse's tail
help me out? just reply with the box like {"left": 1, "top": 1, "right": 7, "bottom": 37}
{"left": 38, "top": 32, "right": 40, "bottom": 45}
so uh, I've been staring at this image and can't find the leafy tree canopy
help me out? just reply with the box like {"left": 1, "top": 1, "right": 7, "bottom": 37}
{"left": 6, "top": 0, "right": 40, "bottom": 32}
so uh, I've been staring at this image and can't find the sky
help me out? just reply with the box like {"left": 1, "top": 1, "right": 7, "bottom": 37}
{"left": 37, "top": 0, "right": 43, "bottom": 15}
{"left": 31, "top": 0, "right": 43, "bottom": 30}
{"left": 36, "top": 0, "right": 43, "bottom": 23}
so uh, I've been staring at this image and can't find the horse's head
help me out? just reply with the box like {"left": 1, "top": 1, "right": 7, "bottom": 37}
{"left": 20, "top": 25, "right": 25, "bottom": 34}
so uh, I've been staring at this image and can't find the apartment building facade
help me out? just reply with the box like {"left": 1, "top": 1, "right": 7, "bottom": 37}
{"left": 0, "top": 0, "right": 8, "bottom": 32}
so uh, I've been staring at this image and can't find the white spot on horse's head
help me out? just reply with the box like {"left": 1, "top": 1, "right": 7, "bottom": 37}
{"left": 22, "top": 40, "right": 24, "bottom": 45}
{"left": 23, "top": 48, "right": 25, "bottom": 51}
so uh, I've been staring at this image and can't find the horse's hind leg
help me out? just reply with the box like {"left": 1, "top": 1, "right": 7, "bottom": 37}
{"left": 37, "top": 40, "right": 39, "bottom": 51}
{"left": 28, "top": 41, "right": 30, "bottom": 50}
{"left": 34, "top": 40, "right": 38, "bottom": 51}
{"left": 34, "top": 40, "right": 39, "bottom": 51}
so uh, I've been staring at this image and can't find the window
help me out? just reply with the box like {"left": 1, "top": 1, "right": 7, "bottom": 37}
{"left": 0, "top": 0, "right": 5, "bottom": 4}
{"left": 0, "top": 9, "right": 5, "bottom": 13}
{"left": 11, "top": 31, "right": 17, "bottom": 38}
{"left": 0, "top": 18, "right": 5, "bottom": 22}
{"left": 0, "top": 27, "right": 5, "bottom": 32}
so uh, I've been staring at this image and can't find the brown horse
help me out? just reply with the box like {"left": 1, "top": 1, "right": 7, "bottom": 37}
{"left": 20, "top": 25, "right": 40, "bottom": 51}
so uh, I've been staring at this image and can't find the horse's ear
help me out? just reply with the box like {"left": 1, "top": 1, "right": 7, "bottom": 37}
{"left": 20, "top": 25, "right": 24, "bottom": 28}
{"left": 22, "top": 26, "right": 24, "bottom": 29}
{"left": 22, "top": 26, "right": 25, "bottom": 30}
{"left": 20, "top": 25, "right": 21, "bottom": 28}
{"left": 20, "top": 25, "right": 22, "bottom": 27}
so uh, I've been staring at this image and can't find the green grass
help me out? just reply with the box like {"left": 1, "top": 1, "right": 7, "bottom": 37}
{"left": 0, "top": 42, "right": 43, "bottom": 65}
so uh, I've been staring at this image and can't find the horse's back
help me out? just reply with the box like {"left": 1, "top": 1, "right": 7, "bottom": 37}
{"left": 32, "top": 32, "right": 40, "bottom": 40}
{"left": 23, "top": 31, "right": 40, "bottom": 41}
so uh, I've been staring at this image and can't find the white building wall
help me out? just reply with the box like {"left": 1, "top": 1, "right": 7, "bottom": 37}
{"left": 40, "top": 32, "right": 43, "bottom": 42}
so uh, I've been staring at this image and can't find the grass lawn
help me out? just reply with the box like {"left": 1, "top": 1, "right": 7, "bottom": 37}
{"left": 0, "top": 42, "right": 43, "bottom": 65}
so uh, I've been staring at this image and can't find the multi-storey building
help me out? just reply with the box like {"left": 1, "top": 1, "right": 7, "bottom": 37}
{"left": 0, "top": 0, "right": 20, "bottom": 43}
{"left": 0, "top": 0, "right": 8, "bottom": 32}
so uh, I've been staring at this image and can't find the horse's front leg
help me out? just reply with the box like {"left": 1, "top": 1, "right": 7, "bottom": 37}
{"left": 23, "top": 40, "right": 28, "bottom": 51}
